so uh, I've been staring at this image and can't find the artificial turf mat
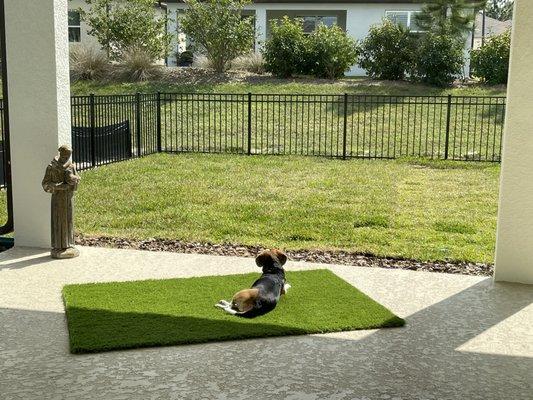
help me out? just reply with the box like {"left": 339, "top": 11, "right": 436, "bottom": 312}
{"left": 62, "top": 269, "right": 404, "bottom": 353}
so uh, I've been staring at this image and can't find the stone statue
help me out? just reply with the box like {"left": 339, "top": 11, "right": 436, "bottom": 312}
{"left": 42, "top": 145, "right": 81, "bottom": 259}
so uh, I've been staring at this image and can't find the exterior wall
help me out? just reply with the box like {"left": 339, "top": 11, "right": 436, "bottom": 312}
{"left": 167, "top": 2, "right": 472, "bottom": 77}
{"left": 67, "top": 0, "right": 100, "bottom": 50}
{"left": 494, "top": 0, "right": 533, "bottom": 284}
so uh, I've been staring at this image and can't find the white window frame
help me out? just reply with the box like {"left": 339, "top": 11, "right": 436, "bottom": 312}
{"left": 385, "top": 10, "right": 425, "bottom": 33}
{"left": 68, "top": 10, "right": 82, "bottom": 43}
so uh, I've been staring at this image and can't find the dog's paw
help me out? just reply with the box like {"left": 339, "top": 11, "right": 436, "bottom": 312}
{"left": 215, "top": 300, "right": 232, "bottom": 309}
{"left": 284, "top": 283, "right": 292, "bottom": 292}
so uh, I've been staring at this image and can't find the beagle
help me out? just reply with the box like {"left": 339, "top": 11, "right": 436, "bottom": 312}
{"left": 215, "top": 249, "right": 291, "bottom": 318}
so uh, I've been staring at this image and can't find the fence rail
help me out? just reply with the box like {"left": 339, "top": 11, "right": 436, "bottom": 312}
{"left": 0, "top": 92, "right": 507, "bottom": 188}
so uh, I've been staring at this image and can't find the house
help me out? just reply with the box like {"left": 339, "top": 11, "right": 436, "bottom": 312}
{"left": 165, "top": 0, "right": 475, "bottom": 76}
{"left": 473, "top": 11, "right": 512, "bottom": 49}
{"left": 67, "top": 0, "right": 475, "bottom": 76}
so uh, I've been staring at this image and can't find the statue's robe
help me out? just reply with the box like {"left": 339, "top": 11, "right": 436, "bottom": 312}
{"left": 42, "top": 158, "right": 78, "bottom": 250}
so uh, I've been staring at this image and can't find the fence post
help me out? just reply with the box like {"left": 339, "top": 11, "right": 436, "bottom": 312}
{"left": 156, "top": 92, "right": 162, "bottom": 153}
{"left": 89, "top": 93, "right": 96, "bottom": 167}
{"left": 342, "top": 93, "right": 348, "bottom": 160}
{"left": 444, "top": 94, "right": 452, "bottom": 160}
{"left": 136, "top": 92, "right": 142, "bottom": 157}
{"left": 247, "top": 92, "right": 252, "bottom": 155}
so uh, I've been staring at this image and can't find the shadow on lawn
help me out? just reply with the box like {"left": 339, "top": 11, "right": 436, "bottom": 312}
{"left": 65, "top": 307, "right": 404, "bottom": 354}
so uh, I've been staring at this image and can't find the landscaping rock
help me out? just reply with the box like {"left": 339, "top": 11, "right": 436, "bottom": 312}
{"left": 76, "top": 235, "right": 493, "bottom": 277}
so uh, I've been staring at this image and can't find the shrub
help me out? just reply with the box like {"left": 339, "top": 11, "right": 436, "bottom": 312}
{"left": 358, "top": 19, "right": 416, "bottom": 80}
{"left": 471, "top": 29, "right": 511, "bottom": 84}
{"left": 231, "top": 52, "right": 265, "bottom": 74}
{"left": 411, "top": 30, "right": 465, "bottom": 87}
{"left": 177, "top": 50, "right": 194, "bottom": 66}
{"left": 262, "top": 16, "right": 307, "bottom": 78}
{"left": 114, "top": 46, "right": 163, "bottom": 82}
{"left": 306, "top": 25, "right": 359, "bottom": 79}
{"left": 69, "top": 45, "right": 109, "bottom": 81}
{"left": 180, "top": 0, "right": 255, "bottom": 72}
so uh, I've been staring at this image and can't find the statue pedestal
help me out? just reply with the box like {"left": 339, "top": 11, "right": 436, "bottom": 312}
{"left": 51, "top": 247, "right": 80, "bottom": 259}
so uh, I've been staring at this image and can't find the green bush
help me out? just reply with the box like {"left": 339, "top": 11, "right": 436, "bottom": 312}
{"left": 177, "top": 50, "right": 194, "bottom": 66}
{"left": 262, "top": 16, "right": 307, "bottom": 78}
{"left": 411, "top": 30, "right": 465, "bottom": 87}
{"left": 358, "top": 19, "right": 415, "bottom": 80}
{"left": 307, "top": 25, "right": 359, "bottom": 79}
{"left": 471, "top": 29, "right": 511, "bottom": 84}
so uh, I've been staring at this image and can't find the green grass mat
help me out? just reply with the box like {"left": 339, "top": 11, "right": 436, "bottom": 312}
{"left": 62, "top": 269, "right": 404, "bottom": 353}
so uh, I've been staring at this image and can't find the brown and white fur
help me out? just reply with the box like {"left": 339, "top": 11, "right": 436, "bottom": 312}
{"left": 215, "top": 249, "right": 291, "bottom": 318}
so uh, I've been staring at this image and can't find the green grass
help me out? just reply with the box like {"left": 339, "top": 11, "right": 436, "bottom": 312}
{"left": 75, "top": 153, "right": 500, "bottom": 263}
{"left": 62, "top": 269, "right": 404, "bottom": 353}
{"left": 71, "top": 79, "right": 506, "bottom": 161}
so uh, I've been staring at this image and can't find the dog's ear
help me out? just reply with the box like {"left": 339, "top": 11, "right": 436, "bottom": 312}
{"left": 255, "top": 251, "right": 273, "bottom": 268}
{"left": 272, "top": 249, "right": 287, "bottom": 266}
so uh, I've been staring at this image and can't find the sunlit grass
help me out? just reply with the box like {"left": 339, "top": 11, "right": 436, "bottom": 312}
{"left": 75, "top": 153, "right": 500, "bottom": 263}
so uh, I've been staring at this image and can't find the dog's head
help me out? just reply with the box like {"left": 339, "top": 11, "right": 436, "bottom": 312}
{"left": 255, "top": 249, "right": 287, "bottom": 273}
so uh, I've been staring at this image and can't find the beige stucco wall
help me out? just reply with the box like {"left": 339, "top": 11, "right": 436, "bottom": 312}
{"left": 5, "top": 0, "right": 72, "bottom": 248}
{"left": 494, "top": 0, "right": 533, "bottom": 284}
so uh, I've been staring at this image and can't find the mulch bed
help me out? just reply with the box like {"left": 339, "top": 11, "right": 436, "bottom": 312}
{"left": 76, "top": 235, "right": 493, "bottom": 277}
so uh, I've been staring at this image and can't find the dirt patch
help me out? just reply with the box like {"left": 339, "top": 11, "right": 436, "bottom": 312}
{"left": 76, "top": 235, "right": 493, "bottom": 277}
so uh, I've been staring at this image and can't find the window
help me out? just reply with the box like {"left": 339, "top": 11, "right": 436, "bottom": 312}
{"left": 385, "top": 11, "right": 424, "bottom": 32}
{"left": 68, "top": 10, "right": 81, "bottom": 43}
{"left": 297, "top": 16, "right": 338, "bottom": 34}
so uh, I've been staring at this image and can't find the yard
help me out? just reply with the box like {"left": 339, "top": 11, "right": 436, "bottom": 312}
{"left": 70, "top": 153, "right": 499, "bottom": 263}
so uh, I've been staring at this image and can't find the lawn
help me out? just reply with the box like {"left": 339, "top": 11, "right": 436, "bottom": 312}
{"left": 74, "top": 153, "right": 500, "bottom": 263}
{"left": 62, "top": 269, "right": 404, "bottom": 353}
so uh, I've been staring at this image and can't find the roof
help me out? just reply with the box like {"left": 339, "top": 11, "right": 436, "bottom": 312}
{"left": 475, "top": 12, "right": 512, "bottom": 38}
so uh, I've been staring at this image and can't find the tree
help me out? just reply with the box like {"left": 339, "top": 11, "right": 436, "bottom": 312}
{"left": 82, "top": 0, "right": 172, "bottom": 60}
{"left": 180, "top": 0, "right": 255, "bottom": 73}
{"left": 415, "top": 0, "right": 485, "bottom": 36}
{"left": 485, "top": 0, "right": 514, "bottom": 21}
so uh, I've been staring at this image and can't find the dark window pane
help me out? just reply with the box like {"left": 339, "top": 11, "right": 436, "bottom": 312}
{"left": 68, "top": 10, "right": 80, "bottom": 26}
{"left": 69, "top": 27, "right": 81, "bottom": 43}
{"left": 318, "top": 16, "right": 338, "bottom": 28}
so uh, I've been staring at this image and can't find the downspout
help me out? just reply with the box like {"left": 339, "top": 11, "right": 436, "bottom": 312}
{"left": 0, "top": 0, "right": 14, "bottom": 236}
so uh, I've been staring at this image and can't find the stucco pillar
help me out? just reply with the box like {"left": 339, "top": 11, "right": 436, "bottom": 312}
{"left": 494, "top": 0, "right": 533, "bottom": 284}
{"left": 167, "top": 7, "right": 179, "bottom": 66}
{"left": 4, "top": 0, "right": 71, "bottom": 248}
{"left": 255, "top": 7, "right": 267, "bottom": 52}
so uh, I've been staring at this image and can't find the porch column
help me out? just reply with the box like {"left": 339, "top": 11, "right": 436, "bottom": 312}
{"left": 255, "top": 7, "right": 267, "bottom": 52}
{"left": 494, "top": 0, "right": 533, "bottom": 284}
{"left": 4, "top": 0, "right": 71, "bottom": 248}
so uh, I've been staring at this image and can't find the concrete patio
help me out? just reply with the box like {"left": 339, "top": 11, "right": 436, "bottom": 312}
{"left": 0, "top": 246, "right": 531, "bottom": 400}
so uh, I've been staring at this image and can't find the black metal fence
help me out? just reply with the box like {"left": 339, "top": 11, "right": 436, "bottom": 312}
{"left": 0, "top": 93, "right": 507, "bottom": 187}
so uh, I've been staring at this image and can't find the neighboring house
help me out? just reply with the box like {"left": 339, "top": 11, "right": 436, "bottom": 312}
{"left": 166, "top": 0, "right": 475, "bottom": 76}
{"left": 67, "top": 0, "right": 475, "bottom": 77}
{"left": 473, "top": 11, "right": 512, "bottom": 49}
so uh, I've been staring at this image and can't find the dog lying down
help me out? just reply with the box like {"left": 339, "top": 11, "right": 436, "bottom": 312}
{"left": 215, "top": 249, "right": 291, "bottom": 318}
